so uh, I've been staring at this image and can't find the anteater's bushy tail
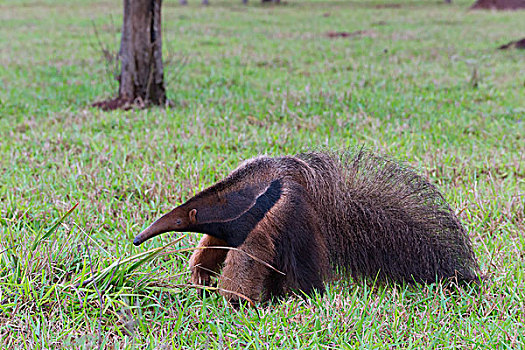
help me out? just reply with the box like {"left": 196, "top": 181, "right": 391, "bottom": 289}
{"left": 297, "top": 149, "right": 480, "bottom": 283}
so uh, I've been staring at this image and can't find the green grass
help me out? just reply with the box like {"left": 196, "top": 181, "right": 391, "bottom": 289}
{"left": 0, "top": 0, "right": 524, "bottom": 348}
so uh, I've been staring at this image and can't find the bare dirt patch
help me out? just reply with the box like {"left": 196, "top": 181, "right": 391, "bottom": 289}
{"left": 91, "top": 97, "right": 135, "bottom": 111}
{"left": 325, "top": 30, "right": 376, "bottom": 39}
{"left": 374, "top": 3, "right": 402, "bottom": 8}
{"left": 470, "top": 0, "right": 525, "bottom": 10}
{"left": 91, "top": 97, "right": 174, "bottom": 111}
{"left": 498, "top": 37, "right": 525, "bottom": 49}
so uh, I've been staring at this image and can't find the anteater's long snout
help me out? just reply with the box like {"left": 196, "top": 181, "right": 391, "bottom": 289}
{"left": 133, "top": 211, "right": 177, "bottom": 246}
{"left": 133, "top": 227, "right": 155, "bottom": 246}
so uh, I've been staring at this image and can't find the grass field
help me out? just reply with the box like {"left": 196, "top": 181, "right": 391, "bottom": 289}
{"left": 1, "top": 0, "right": 524, "bottom": 348}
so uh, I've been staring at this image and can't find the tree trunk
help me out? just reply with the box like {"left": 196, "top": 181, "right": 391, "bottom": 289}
{"left": 119, "top": 0, "right": 166, "bottom": 106}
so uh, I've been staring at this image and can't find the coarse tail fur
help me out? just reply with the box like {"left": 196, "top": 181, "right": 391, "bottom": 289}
{"left": 134, "top": 149, "right": 480, "bottom": 303}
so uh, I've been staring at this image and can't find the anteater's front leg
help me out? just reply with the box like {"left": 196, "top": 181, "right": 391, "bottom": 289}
{"left": 189, "top": 234, "right": 228, "bottom": 287}
{"left": 218, "top": 231, "right": 274, "bottom": 304}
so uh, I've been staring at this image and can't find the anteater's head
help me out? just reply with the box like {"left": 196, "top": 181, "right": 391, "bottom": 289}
{"left": 133, "top": 206, "right": 197, "bottom": 246}
{"left": 133, "top": 177, "right": 283, "bottom": 247}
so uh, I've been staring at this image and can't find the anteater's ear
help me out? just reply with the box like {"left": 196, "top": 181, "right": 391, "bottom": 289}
{"left": 197, "top": 181, "right": 279, "bottom": 223}
{"left": 189, "top": 209, "right": 197, "bottom": 224}
{"left": 195, "top": 183, "right": 268, "bottom": 224}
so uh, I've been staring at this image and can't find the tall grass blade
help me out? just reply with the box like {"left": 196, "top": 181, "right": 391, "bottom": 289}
{"left": 31, "top": 203, "right": 79, "bottom": 251}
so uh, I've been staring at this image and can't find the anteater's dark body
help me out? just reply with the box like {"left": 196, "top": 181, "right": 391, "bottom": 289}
{"left": 134, "top": 150, "right": 480, "bottom": 303}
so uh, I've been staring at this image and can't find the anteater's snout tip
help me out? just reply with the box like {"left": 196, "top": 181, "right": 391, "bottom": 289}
{"left": 133, "top": 235, "right": 143, "bottom": 246}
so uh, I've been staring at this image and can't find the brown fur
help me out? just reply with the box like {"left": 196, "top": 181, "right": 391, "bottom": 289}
{"left": 189, "top": 235, "right": 228, "bottom": 287}
{"left": 134, "top": 149, "right": 480, "bottom": 304}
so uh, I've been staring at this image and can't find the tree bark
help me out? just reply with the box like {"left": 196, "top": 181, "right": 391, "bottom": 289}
{"left": 119, "top": 0, "right": 166, "bottom": 106}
